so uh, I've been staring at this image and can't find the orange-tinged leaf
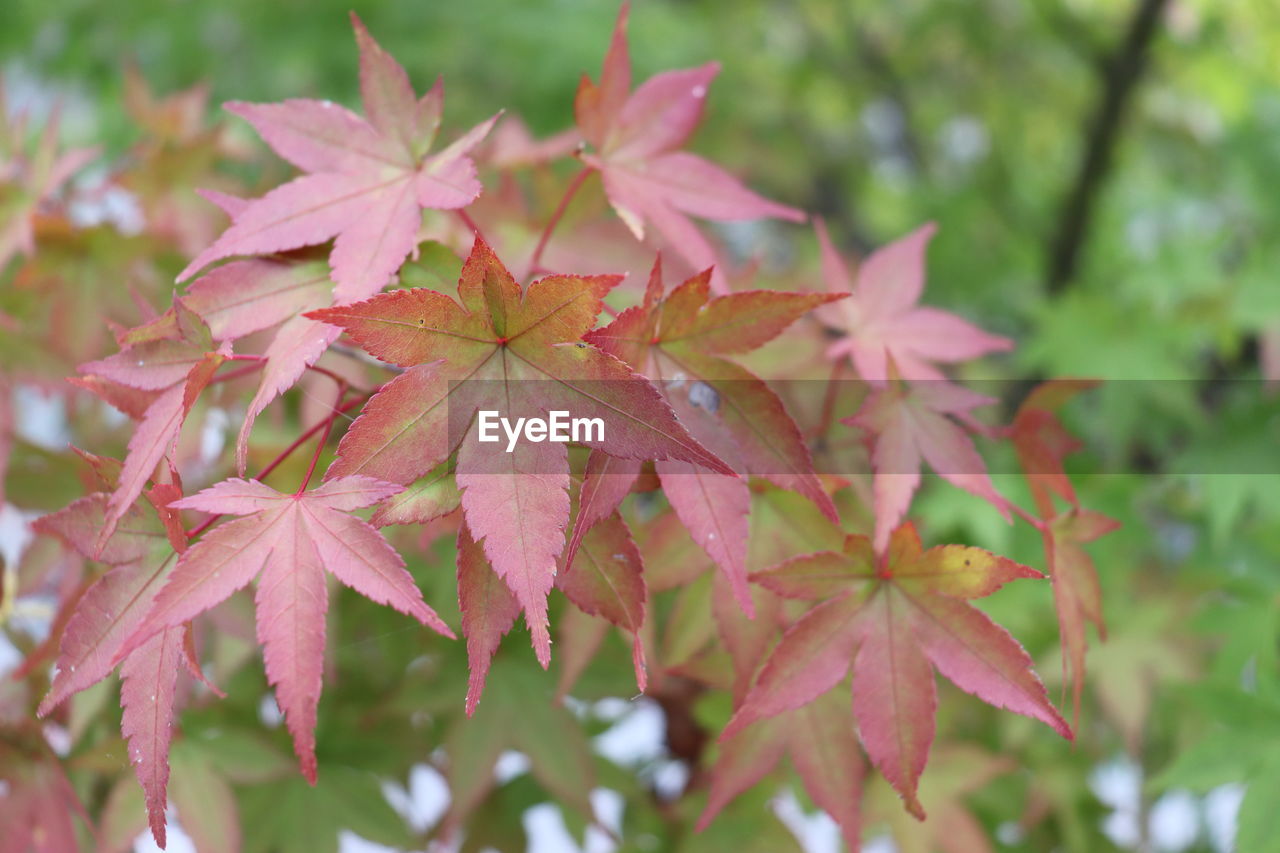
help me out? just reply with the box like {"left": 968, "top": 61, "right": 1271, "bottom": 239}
{"left": 894, "top": 543, "right": 1042, "bottom": 599}
{"left": 1010, "top": 379, "right": 1099, "bottom": 516}
{"left": 728, "top": 522, "right": 1068, "bottom": 818}
{"left": 1010, "top": 380, "right": 1116, "bottom": 720}
{"left": 308, "top": 237, "right": 728, "bottom": 669}
{"left": 589, "top": 259, "right": 836, "bottom": 611}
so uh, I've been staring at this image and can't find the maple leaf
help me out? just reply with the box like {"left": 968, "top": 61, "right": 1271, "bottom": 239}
{"left": 0, "top": 744, "right": 89, "bottom": 853}
{"left": 441, "top": 657, "right": 596, "bottom": 837}
{"left": 176, "top": 13, "right": 498, "bottom": 304}
{"left": 31, "top": 493, "right": 206, "bottom": 846}
{"left": 0, "top": 102, "right": 98, "bottom": 270}
{"left": 707, "top": 482, "right": 851, "bottom": 700}
{"left": 556, "top": 506, "right": 647, "bottom": 688}
{"left": 815, "top": 220, "right": 1011, "bottom": 381}
{"left": 586, "top": 258, "right": 841, "bottom": 611}
{"left": 1042, "top": 507, "right": 1118, "bottom": 723}
{"left": 77, "top": 318, "right": 231, "bottom": 549}
{"left": 865, "top": 744, "right": 1015, "bottom": 853}
{"left": 1010, "top": 379, "right": 1117, "bottom": 721}
{"left": 306, "top": 236, "right": 729, "bottom": 666}
{"left": 121, "top": 257, "right": 334, "bottom": 347}
{"left": 113, "top": 255, "right": 345, "bottom": 476}
{"left": 698, "top": 688, "right": 863, "bottom": 849}
{"left": 848, "top": 370, "right": 1010, "bottom": 553}
{"left": 575, "top": 4, "right": 804, "bottom": 291}
{"left": 1009, "top": 378, "right": 1100, "bottom": 517}
{"left": 724, "top": 523, "right": 1070, "bottom": 818}
{"left": 118, "top": 476, "right": 453, "bottom": 782}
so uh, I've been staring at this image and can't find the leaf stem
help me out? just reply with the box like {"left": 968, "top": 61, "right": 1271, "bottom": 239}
{"left": 256, "top": 396, "right": 365, "bottom": 482}
{"left": 811, "top": 358, "right": 848, "bottom": 440}
{"left": 208, "top": 361, "right": 266, "bottom": 386}
{"left": 303, "top": 362, "right": 349, "bottom": 387}
{"left": 294, "top": 382, "right": 347, "bottom": 496}
{"left": 528, "top": 165, "right": 591, "bottom": 276}
{"left": 1008, "top": 501, "right": 1049, "bottom": 532}
{"left": 182, "top": 394, "right": 368, "bottom": 538}
{"left": 455, "top": 208, "right": 488, "bottom": 244}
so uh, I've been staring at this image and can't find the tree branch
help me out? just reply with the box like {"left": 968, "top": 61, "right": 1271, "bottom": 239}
{"left": 1045, "top": 0, "right": 1169, "bottom": 295}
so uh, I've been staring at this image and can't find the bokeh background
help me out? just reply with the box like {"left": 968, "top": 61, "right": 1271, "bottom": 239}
{"left": 3, "top": 0, "right": 1279, "bottom": 851}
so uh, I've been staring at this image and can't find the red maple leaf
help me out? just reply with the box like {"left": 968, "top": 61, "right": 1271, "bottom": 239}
{"left": 586, "top": 257, "right": 841, "bottom": 611}
{"left": 117, "top": 476, "right": 452, "bottom": 782}
{"left": 724, "top": 522, "right": 1070, "bottom": 818}
{"left": 576, "top": 4, "right": 804, "bottom": 290}
{"left": 1010, "top": 379, "right": 1117, "bottom": 721}
{"left": 306, "top": 236, "right": 728, "bottom": 671}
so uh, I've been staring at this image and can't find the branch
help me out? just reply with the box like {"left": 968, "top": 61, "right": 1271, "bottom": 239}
{"left": 1045, "top": 0, "right": 1169, "bottom": 295}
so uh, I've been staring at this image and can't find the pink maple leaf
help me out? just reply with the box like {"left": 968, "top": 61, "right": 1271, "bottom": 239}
{"left": 33, "top": 492, "right": 215, "bottom": 847}
{"left": 848, "top": 377, "right": 1011, "bottom": 553}
{"left": 0, "top": 105, "right": 98, "bottom": 270}
{"left": 816, "top": 220, "right": 1012, "bottom": 381}
{"left": 177, "top": 14, "right": 498, "bottom": 304}
{"left": 575, "top": 3, "right": 804, "bottom": 291}
{"left": 77, "top": 326, "right": 232, "bottom": 551}
{"left": 118, "top": 476, "right": 453, "bottom": 782}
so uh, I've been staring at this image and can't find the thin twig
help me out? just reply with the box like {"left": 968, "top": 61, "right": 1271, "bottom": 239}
{"left": 295, "top": 382, "right": 347, "bottom": 495}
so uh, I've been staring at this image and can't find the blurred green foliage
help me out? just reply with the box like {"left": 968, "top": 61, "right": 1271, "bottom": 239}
{"left": 4, "top": 0, "right": 1280, "bottom": 850}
